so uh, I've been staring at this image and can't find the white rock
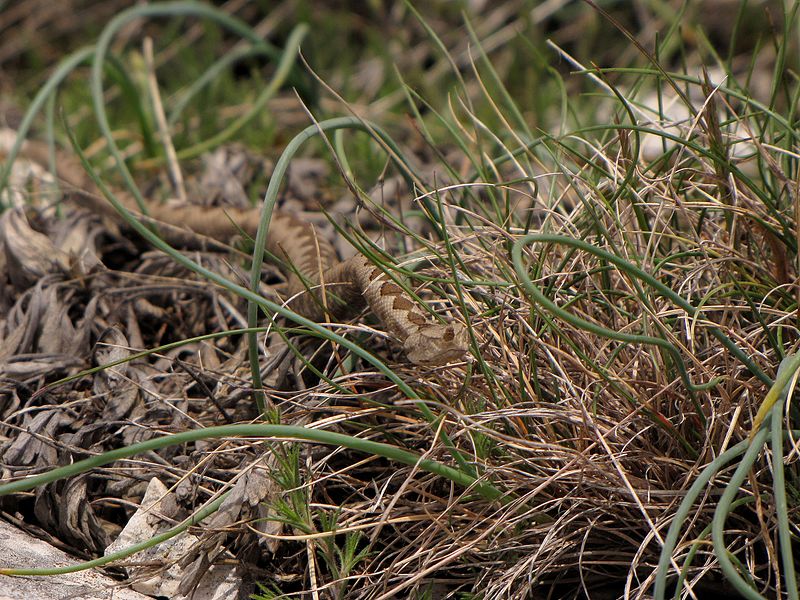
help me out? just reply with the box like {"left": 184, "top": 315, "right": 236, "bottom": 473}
{"left": 0, "top": 518, "right": 150, "bottom": 599}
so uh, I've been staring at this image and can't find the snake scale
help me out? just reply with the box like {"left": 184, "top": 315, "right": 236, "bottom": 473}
{"left": 7, "top": 138, "right": 469, "bottom": 366}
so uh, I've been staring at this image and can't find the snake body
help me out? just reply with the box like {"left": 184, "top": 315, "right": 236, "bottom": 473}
{"left": 7, "top": 138, "right": 468, "bottom": 365}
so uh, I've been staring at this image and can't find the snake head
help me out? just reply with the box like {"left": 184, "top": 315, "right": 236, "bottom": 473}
{"left": 402, "top": 322, "right": 470, "bottom": 366}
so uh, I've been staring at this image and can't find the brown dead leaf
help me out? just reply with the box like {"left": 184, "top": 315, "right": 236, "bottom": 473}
{"left": 0, "top": 275, "right": 94, "bottom": 381}
{"left": 0, "top": 279, "right": 46, "bottom": 361}
{"left": 285, "top": 157, "right": 330, "bottom": 202}
{"left": 93, "top": 326, "right": 147, "bottom": 422}
{"left": 48, "top": 210, "right": 106, "bottom": 276}
{"left": 3, "top": 409, "right": 71, "bottom": 467}
{"left": 0, "top": 353, "right": 84, "bottom": 381}
{"left": 0, "top": 208, "right": 70, "bottom": 288}
{"left": 38, "top": 285, "right": 89, "bottom": 355}
{"left": 193, "top": 144, "right": 265, "bottom": 207}
{"left": 39, "top": 474, "right": 110, "bottom": 552}
{"left": 206, "top": 459, "right": 283, "bottom": 553}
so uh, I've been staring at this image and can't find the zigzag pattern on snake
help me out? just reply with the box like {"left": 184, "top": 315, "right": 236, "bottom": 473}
{"left": 8, "top": 138, "right": 469, "bottom": 365}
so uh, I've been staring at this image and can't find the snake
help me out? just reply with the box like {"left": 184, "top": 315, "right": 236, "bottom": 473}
{"left": 5, "top": 137, "right": 469, "bottom": 366}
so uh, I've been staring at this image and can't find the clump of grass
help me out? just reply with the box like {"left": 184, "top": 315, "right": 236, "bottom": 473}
{"left": 369, "top": 3, "right": 798, "bottom": 598}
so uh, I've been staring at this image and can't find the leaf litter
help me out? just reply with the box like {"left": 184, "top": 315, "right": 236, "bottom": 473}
{"left": 0, "top": 141, "right": 364, "bottom": 594}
